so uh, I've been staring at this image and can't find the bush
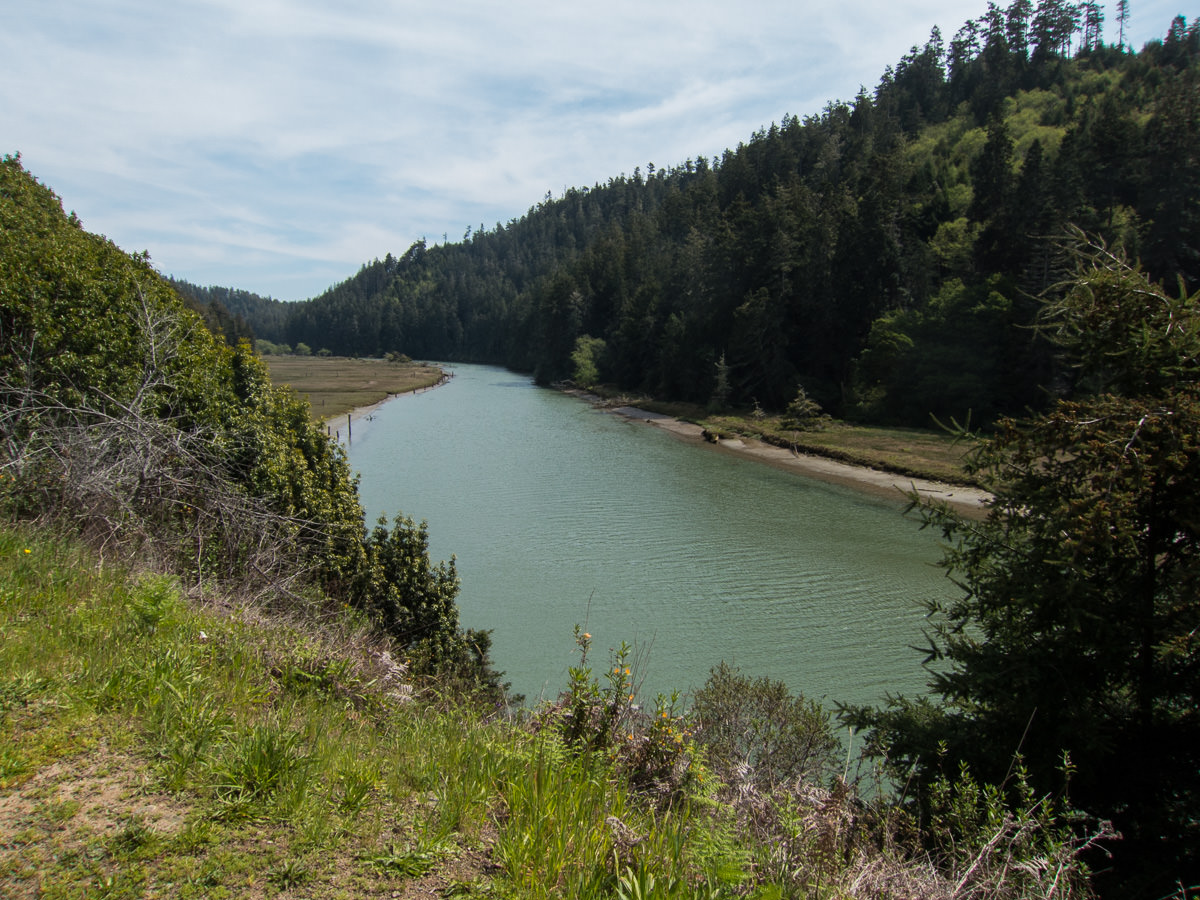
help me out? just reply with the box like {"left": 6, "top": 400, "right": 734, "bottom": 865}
{"left": 691, "top": 662, "right": 838, "bottom": 793}
{"left": 540, "top": 627, "right": 699, "bottom": 803}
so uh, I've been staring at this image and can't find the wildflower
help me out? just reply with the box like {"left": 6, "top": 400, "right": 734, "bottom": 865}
{"left": 581, "top": 632, "right": 591, "bottom": 640}
{"left": 23, "top": 549, "right": 31, "bottom": 554}
{"left": 628, "top": 693, "right": 634, "bottom": 701}
{"left": 624, "top": 667, "right": 630, "bottom": 675}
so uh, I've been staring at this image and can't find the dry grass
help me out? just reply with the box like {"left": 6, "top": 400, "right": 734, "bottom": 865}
{"left": 266, "top": 357, "right": 445, "bottom": 421}
{"left": 746, "top": 420, "right": 978, "bottom": 487}
{"left": 588, "top": 392, "right": 979, "bottom": 486}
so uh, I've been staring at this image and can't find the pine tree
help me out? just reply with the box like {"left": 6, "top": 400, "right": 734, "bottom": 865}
{"left": 848, "top": 237, "right": 1200, "bottom": 895}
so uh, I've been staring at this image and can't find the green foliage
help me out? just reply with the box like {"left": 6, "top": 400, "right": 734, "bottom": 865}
{"left": 237, "top": 17, "right": 1196, "bottom": 427}
{"left": 253, "top": 339, "right": 290, "bottom": 355}
{"left": 359, "top": 514, "right": 459, "bottom": 663}
{"left": 708, "top": 353, "right": 731, "bottom": 413}
{"left": 852, "top": 277, "right": 1035, "bottom": 425}
{"left": 781, "top": 385, "right": 823, "bottom": 430}
{"left": 0, "top": 155, "right": 487, "bottom": 686}
{"left": 212, "top": 718, "right": 311, "bottom": 810}
{"left": 691, "top": 662, "right": 838, "bottom": 793}
{"left": 849, "top": 241, "right": 1200, "bottom": 894}
{"left": 918, "top": 752, "right": 1110, "bottom": 899}
{"left": 546, "top": 627, "right": 698, "bottom": 802}
{"left": 571, "top": 334, "right": 607, "bottom": 387}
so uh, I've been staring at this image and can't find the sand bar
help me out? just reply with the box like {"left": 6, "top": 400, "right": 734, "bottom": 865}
{"left": 609, "top": 405, "right": 990, "bottom": 517}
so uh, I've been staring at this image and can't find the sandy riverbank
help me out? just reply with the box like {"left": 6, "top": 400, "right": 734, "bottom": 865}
{"left": 607, "top": 405, "right": 991, "bottom": 517}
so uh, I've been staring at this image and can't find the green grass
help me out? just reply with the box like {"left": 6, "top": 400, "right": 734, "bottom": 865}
{"left": 2, "top": 523, "right": 1099, "bottom": 899}
{"left": 265, "top": 356, "right": 445, "bottom": 422}
{"left": 703, "top": 416, "right": 979, "bottom": 486}
{"left": 0, "top": 524, "right": 742, "bottom": 899}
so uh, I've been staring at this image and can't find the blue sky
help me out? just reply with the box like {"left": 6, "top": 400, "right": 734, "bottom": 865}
{"left": 4, "top": 1, "right": 1191, "bottom": 301}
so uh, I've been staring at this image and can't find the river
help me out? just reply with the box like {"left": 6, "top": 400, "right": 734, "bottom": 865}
{"left": 347, "top": 363, "right": 955, "bottom": 709}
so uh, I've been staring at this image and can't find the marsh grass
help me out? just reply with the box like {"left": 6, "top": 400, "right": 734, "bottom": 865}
{"left": 1, "top": 523, "right": 1101, "bottom": 899}
{"left": 701, "top": 415, "right": 978, "bottom": 486}
{"left": 265, "top": 356, "right": 445, "bottom": 422}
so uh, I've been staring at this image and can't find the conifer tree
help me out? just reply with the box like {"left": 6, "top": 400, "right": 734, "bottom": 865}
{"left": 848, "top": 237, "right": 1200, "bottom": 894}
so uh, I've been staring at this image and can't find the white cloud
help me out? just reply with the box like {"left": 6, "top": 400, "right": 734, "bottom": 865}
{"left": 4, "top": 0, "right": 1188, "bottom": 300}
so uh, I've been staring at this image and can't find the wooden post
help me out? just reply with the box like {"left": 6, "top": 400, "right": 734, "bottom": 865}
{"left": 347, "top": 414, "right": 352, "bottom": 442}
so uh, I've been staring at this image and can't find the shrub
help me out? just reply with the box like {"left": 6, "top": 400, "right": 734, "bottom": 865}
{"left": 691, "top": 662, "right": 838, "bottom": 793}
{"left": 541, "top": 627, "right": 698, "bottom": 802}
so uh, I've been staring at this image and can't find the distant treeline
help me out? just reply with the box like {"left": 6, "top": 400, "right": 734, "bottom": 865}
{"left": 235, "top": 3, "right": 1199, "bottom": 428}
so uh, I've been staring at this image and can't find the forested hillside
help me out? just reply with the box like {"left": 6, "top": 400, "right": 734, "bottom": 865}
{"left": 169, "top": 277, "right": 288, "bottom": 347}
{"left": 249, "top": 3, "right": 1200, "bottom": 428}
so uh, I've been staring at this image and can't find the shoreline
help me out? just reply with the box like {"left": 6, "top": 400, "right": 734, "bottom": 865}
{"left": 596, "top": 398, "right": 991, "bottom": 518}
{"left": 321, "top": 369, "right": 453, "bottom": 431}
{"left": 336, "top": 375, "right": 990, "bottom": 517}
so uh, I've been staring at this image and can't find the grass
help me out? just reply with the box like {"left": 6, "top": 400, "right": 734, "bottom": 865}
{"left": 265, "top": 356, "right": 445, "bottom": 422}
{"left": 0, "top": 523, "right": 1101, "bottom": 899}
{"left": 0, "top": 524, "right": 714, "bottom": 899}
{"left": 703, "top": 416, "right": 978, "bottom": 486}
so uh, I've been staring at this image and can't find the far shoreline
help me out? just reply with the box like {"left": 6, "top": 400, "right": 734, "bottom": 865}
{"left": 335, "top": 369, "right": 991, "bottom": 518}
{"left": 320, "top": 367, "right": 454, "bottom": 433}
{"left": 610, "top": 405, "right": 990, "bottom": 517}
{"left": 559, "top": 387, "right": 991, "bottom": 518}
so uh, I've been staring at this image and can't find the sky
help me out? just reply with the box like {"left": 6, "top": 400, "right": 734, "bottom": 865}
{"left": 4, "top": 1, "right": 1192, "bottom": 302}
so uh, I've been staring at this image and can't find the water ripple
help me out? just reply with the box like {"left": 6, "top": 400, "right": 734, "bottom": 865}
{"left": 350, "top": 365, "right": 953, "bottom": 707}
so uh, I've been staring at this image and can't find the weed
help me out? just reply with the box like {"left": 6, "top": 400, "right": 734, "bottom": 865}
{"left": 442, "top": 877, "right": 494, "bottom": 896}
{"left": 0, "top": 742, "right": 29, "bottom": 783}
{"left": 361, "top": 839, "right": 450, "bottom": 877}
{"left": 266, "top": 855, "right": 311, "bottom": 888}
{"left": 335, "top": 755, "right": 379, "bottom": 812}
{"left": 211, "top": 718, "right": 310, "bottom": 809}
{"left": 128, "top": 574, "right": 180, "bottom": 634}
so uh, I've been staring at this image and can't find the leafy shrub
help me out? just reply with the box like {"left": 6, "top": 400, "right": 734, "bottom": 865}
{"left": 541, "top": 627, "right": 698, "bottom": 802}
{"left": 916, "top": 752, "right": 1114, "bottom": 899}
{"left": 691, "top": 662, "right": 838, "bottom": 793}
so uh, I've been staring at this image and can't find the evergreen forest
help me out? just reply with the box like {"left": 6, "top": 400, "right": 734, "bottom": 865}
{"left": 232, "top": 3, "right": 1200, "bottom": 432}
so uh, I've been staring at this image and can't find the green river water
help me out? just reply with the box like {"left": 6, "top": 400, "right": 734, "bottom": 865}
{"left": 348, "top": 363, "right": 956, "bottom": 709}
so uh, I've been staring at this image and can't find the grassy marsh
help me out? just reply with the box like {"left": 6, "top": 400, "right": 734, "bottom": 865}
{"left": 265, "top": 357, "right": 444, "bottom": 422}
{"left": 600, "top": 395, "right": 979, "bottom": 487}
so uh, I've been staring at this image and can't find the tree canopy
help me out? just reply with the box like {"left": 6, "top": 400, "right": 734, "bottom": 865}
{"left": 237, "top": 4, "right": 1199, "bottom": 431}
{"left": 846, "top": 237, "right": 1200, "bottom": 895}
